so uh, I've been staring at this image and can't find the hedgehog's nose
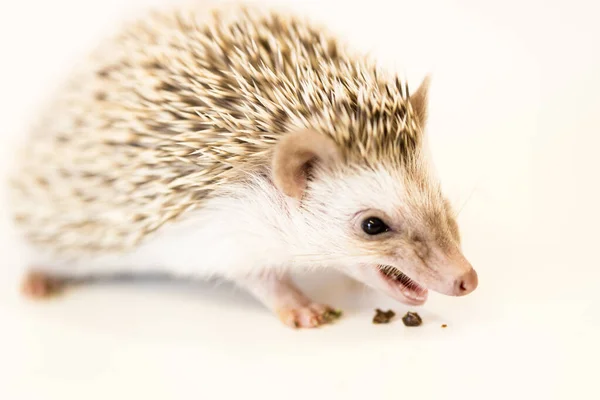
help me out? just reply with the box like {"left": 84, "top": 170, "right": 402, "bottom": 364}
{"left": 454, "top": 268, "right": 478, "bottom": 296}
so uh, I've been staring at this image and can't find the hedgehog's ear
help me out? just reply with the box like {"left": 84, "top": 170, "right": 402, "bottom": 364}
{"left": 272, "top": 129, "right": 342, "bottom": 201}
{"left": 409, "top": 75, "right": 431, "bottom": 128}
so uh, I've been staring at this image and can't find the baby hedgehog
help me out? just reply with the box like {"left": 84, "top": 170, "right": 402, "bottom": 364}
{"left": 9, "top": 4, "right": 478, "bottom": 328}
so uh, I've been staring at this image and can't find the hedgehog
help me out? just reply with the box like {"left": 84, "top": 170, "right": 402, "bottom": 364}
{"left": 8, "top": 3, "right": 478, "bottom": 328}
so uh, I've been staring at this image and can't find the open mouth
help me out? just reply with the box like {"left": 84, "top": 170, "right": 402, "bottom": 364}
{"left": 378, "top": 265, "right": 429, "bottom": 305}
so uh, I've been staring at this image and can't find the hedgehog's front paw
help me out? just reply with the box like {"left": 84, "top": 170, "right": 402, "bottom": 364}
{"left": 237, "top": 273, "right": 343, "bottom": 329}
{"left": 277, "top": 303, "right": 342, "bottom": 328}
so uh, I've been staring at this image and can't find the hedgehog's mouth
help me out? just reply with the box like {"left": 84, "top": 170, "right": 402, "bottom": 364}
{"left": 377, "top": 265, "right": 428, "bottom": 305}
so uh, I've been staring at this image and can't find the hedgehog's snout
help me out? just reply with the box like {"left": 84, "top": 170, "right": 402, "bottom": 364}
{"left": 431, "top": 247, "right": 478, "bottom": 297}
{"left": 453, "top": 267, "right": 478, "bottom": 296}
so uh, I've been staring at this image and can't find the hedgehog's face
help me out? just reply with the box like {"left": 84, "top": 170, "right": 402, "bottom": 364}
{"left": 272, "top": 77, "right": 477, "bottom": 305}
{"left": 273, "top": 90, "right": 478, "bottom": 305}
{"left": 272, "top": 135, "right": 477, "bottom": 306}
{"left": 306, "top": 163, "right": 479, "bottom": 306}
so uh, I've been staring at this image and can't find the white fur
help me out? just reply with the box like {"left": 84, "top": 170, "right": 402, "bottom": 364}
{"left": 27, "top": 175, "right": 293, "bottom": 278}
{"left": 25, "top": 163, "right": 443, "bottom": 283}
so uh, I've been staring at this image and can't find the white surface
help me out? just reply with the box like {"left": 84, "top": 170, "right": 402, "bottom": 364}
{"left": 0, "top": 0, "right": 599, "bottom": 399}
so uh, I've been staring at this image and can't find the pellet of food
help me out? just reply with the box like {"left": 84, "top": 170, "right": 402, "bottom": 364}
{"left": 322, "top": 309, "right": 343, "bottom": 322}
{"left": 373, "top": 309, "right": 395, "bottom": 324}
{"left": 401, "top": 311, "right": 422, "bottom": 326}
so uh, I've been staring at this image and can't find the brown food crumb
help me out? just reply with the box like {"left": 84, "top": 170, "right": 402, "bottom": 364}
{"left": 373, "top": 309, "right": 395, "bottom": 324}
{"left": 441, "top": 324, "right": 447, "bottom": 328}
{"left": 323, "top": 309, "right": 343, "bottom": 322}
{"left": 401, "top": 311, "right": 422, "bottom": 327}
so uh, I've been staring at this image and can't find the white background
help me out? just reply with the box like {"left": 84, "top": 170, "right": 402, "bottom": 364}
{"left": 0, "top": 0, "right": 598, "bottom": 399}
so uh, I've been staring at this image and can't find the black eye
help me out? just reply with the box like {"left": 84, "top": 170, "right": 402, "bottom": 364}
{"left": 361, "top": 217, "right": 390, "bottom": 235}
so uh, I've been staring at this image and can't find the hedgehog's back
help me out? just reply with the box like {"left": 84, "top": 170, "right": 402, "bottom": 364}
{"left": 8, "top": 5, "right": 332, "bottom": 258}
{"left": 10, "top": 4, "right": 418, "bottom": 259}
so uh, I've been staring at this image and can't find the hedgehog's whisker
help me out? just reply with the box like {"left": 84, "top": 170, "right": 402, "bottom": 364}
{"left": 456, "top": 182, "right": 480, "bottom": 218}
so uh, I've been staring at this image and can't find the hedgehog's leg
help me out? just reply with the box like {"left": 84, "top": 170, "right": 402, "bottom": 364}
{"left": 237, "top": 273, "right": 341, "bottom": 329}
{"left": 21, "top": 269, "right": 68, "bottom": 299}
